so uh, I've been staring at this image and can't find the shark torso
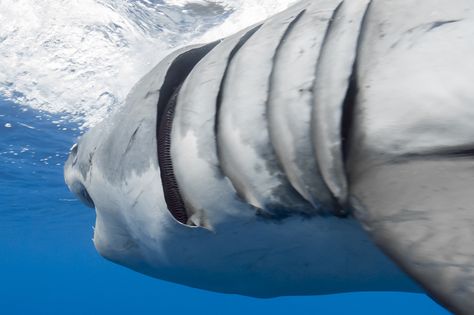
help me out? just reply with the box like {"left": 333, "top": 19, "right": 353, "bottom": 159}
{"left": 65, "top": 1, "right": 474, "bottom": 313}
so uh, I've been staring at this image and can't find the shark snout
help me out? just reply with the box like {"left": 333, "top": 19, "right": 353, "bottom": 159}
{"left": 64, "top": 143, "right": 95, "bottom": 208}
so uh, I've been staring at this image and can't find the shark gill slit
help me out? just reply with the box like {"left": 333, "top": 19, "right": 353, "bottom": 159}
{"left": 216, "top": 9, "right": 316, "bottom": 219}
{"left": 341, "top": 1, "right": 373, "bottom": 166}
{"left": 214, "top": 25, "right": 262, "bottom": 163}
{"left": 156, "top": 42, "right": 219, "bottom": 224}
{"left": 264, "top": 9, "right": 331, "bottom": 216}
{"left": 260, "top": 9, "right": 320, "bottom": 218}
{"left": 311, "top": 0, "right": 371, "bottom": 217}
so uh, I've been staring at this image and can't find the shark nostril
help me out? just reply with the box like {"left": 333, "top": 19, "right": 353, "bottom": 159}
{"left": 69, "top": 143, "right": 79, "bottom": 165}
{"left": 70, "top": 143, "right": 78, "bottom": 155}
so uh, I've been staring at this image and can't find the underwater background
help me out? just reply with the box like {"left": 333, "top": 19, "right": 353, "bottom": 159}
{"left": 0, "top": 1, "right": 450, "bottom": 314}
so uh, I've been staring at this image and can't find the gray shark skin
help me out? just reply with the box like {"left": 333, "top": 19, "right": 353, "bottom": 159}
{"left": 64, "top": 0, "right": 474, "bottom": 313}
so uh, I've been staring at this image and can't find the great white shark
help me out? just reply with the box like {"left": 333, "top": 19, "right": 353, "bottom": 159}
{"left": 64, "top": 0, "right": 474, "bottom": 313}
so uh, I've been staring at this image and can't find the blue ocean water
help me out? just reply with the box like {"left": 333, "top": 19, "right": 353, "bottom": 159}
{"left": 0, "top": 97, "right": 450, "bottom": 314}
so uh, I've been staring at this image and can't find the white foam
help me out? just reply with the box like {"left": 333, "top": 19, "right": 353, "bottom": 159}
{"left": 196, "top": 0, "right": 299, "bottom": 42}
{"left": 0, "top": 0, "right": 296, "bottom": 128}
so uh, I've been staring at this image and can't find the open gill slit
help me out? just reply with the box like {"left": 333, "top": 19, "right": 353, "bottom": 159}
{"left": 156, "top": 43, "right": 218, "bottom": 225}
{"left": 157, "top": 84, "right": 188, "bottom": 224}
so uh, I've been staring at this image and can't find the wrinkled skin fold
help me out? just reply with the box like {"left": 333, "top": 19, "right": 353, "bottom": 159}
{"left": 64, "top": 0, "right": 474, "bottom": 313}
